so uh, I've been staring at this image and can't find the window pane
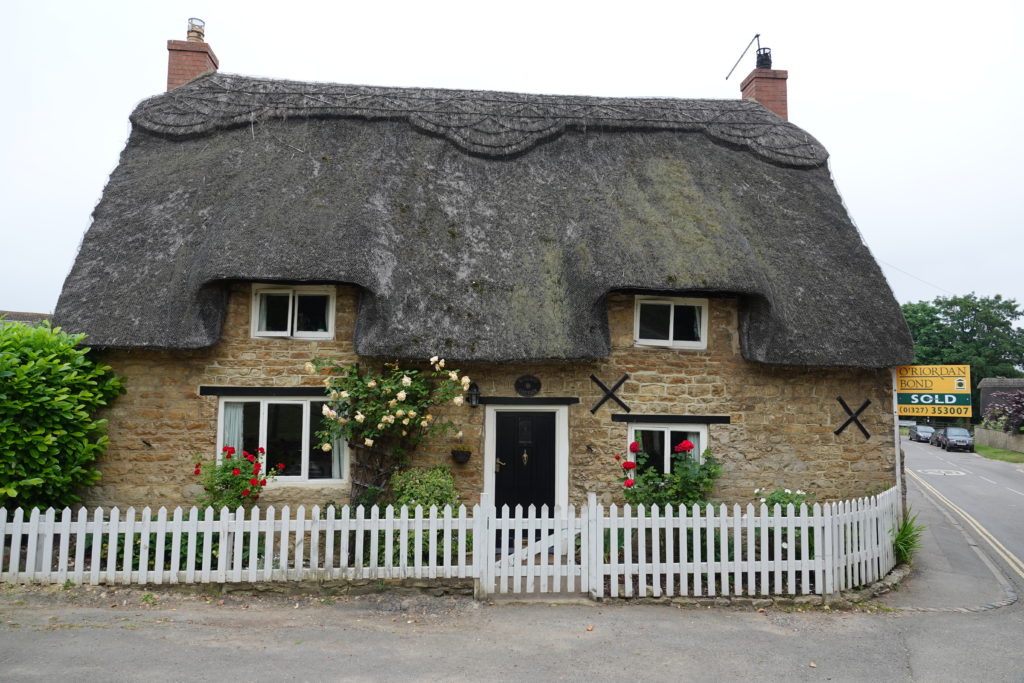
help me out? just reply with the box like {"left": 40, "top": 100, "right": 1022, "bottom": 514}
{"left": 638, "top": 303, "right": 671, "bottom": 340}
{"left": 308, "top": 402, "right": 338, "bottom": 479}
{"left": 267, "top": 403, "right": 304, "bottom": 476}
{"left": 634, "top": 429, "right": 668, "bottom": 473}
{"left": 258, "top": 293, "right": 290, "bottom": 332}
{"left": 240, "top": 402, "right": 261, "bottom": 457}
{"left": 672, "top": 305, "right": 701, "bottom": 342}
{"left": 295, "top": 294, "right": 329, "bottom": 333}
{"left": 669, "top": 430, "right": 700, "bottom": 467}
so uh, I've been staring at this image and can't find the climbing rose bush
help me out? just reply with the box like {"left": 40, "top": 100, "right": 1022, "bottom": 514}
{"left": 309, "top": 356, "right": 469, "bottom": 456}
{"left": 193, "top": 446, "right": 284, "bottom": 510}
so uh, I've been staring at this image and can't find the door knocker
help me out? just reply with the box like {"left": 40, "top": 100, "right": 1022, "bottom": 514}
{"left": 522, "top": 449, "right": 529, "bottom": 466}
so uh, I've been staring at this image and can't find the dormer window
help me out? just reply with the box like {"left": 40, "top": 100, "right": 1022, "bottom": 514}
{"left": 633, "top": 297, "right": 708, "bottom": 350}
{"left": 251, "top": 285, "right": 335, "bottom": 339}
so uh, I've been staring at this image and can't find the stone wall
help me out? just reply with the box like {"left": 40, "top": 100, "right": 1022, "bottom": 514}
{"left": 87, "top": 286, "right": 897, "bottom": 509}
{"left": 975, "top": 427, "right": 1024, "bottom": 453}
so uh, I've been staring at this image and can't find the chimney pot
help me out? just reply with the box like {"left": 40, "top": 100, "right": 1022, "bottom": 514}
{"left": 186, "top": 17, "right": 206, "bottom": 42}
{"left": 755, "top": 47, "right": 772, "bottom": 70}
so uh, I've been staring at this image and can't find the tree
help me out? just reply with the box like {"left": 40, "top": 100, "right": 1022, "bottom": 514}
{"left": 901, "top": 294, "right": 1024, "bottom": 419}
{"left": 0, "top": 322, "right": 125, "bottom": 509}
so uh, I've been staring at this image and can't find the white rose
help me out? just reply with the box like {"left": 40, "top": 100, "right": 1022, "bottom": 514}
{"left": 396, "top": 390, "right": 407, "bottom": 401}
{"left": 355, "top": 413, "right": 365, "bottom": 423}
{"left": 429, "top": 356, "right": 439, "bottom": 364}
{"left": 456, "top": 431, "right": 463, "bottom": 439}
{"left": 367, "top": 380, "right": 377, "bottom": 388}
{"left": 437, "top": 359, "right": 445, "bottom": 368}
{"left": 389, "top": 399, "right": 397, "bottom": 407}
{"left": 754, "top": 488, "right": 761, "bottom": 494}
{"left": 408, "top": 411, "right": 417, "bottom": 418}
{"left": 449, "top": 371, "right": 459, "bottom": 381}
{"left": 796, "top": 490, "right": 806, "bottom": 495}
{"left": 364, "top": 438, "right": 374, "bottom": 447}
{"left": 461, "top": 375, "right": 471, "bottom": 386}
{"left": 401, "top": 430, "right": 407, "bottom": 436}
{"left": 421, "top": 420, "right": 429, "bottom": 427}
{"left": 760, "top": 498, "right": 766, "bottom": 503}
{"left": 453, "top": 396, "right": 464, "bottom": 406}
{"left": 402, "top": 418, "right": 410, "bottom": 425}
{"left": 304, "top": 362, "right": 316, "bottom": 374}
{"left": 376, "top": 423, "right": 385, "bottom": 430}
{"left": 340, "top": 391, "right": 349, "bottom": 399}
{"left": 785, "top": 489, "right": 792, "bottom": 494}
{"left": 321, "top": 443, "right": 332, "bottom": 452}
{"left": 396, "top": 409, "right": 405, "bottom": 417}
{"left": 337, "top": 417, "right": 348, "bottom": 424}
{"left": 401, "top": 375, "right": 413, "bottom": 387}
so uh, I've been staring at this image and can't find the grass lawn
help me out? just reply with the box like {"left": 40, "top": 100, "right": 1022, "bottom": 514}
{"left": 974, "top": 444, "right": 1024, "bottom": 464}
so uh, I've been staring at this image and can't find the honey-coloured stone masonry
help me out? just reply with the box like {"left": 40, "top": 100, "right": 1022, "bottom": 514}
{"left": 85, "top": 286, "right": 897, "bottom": 509}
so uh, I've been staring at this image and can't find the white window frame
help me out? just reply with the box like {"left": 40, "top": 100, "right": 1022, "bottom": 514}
{"left": 633, "top": 296, "right": 708, "bottom": 350}
{"left": 216, "top": 396, "right": 347, "bottom": 484}
{"left": 251, "top": 285, "right": 336, "bottom": 340}
{"left": 626, "top": 422, "right": 709, "bottom": 472}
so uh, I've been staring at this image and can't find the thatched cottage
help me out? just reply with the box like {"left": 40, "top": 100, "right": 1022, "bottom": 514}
{"left": 54, "top": 22, "right": 914, "bottom": 510}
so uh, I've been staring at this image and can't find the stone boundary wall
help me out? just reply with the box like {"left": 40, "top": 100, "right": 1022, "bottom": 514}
{"left": 975, "top": 427, "right": 1024, "bottom": 453}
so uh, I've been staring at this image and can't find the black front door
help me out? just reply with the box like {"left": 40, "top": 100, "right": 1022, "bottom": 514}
{"left": 494, "top": 411, "right": 556, "bottom": 512}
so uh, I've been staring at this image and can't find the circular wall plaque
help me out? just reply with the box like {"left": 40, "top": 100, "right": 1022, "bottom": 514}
{"left": 515, "top": 375, "right": 541, "bottom": 397}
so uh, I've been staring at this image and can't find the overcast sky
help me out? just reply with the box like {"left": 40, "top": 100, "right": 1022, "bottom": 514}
{"left": 3, "top": 0, "right": 1022, "bottom": 316}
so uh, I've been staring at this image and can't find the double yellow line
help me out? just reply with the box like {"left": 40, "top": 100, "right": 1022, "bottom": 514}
{"left": 909, "top": 469, "right": 1024, "bottom": 580}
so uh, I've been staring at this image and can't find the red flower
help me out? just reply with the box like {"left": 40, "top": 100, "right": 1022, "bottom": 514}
{"left": 277, "top": 463, "right": 286, "bottom": 471}
{"left": 257, "top": 447, "right": 265, "bottom": 454}
{"left": 242, "top": 489, "right": 250, "bottom": 497}
{"left": 250, "top": 478, "right": 259, "bottom": 486}
{"left": 629, "top": 441, "right": 640, "bottom": 453}
{"left": 260, "top": 479, "right": 267, "bottom": 486}
{"left": 622, "top": 461, "right": 637, "bottom": 471}
{"left": 193, "top": 468, "right": 201, "bottom": 475}
{"left": 225, "top": 453, "right": 232, "bottom": 459}
{"left": 253, "top": 462, "right": 262, "bottom": 473}
{"left": 222, "top": 446, "right": 236, "bottom": 455}
{"left": 246, "top": 453, "right": 256, "bottom": 463}
{"left": 624, "top": 478, "right": 635, "bottom": 488}
{"left": 673, "top": 440, "right": 695, "bottom": 453}
{"left": 231, "top": 468, "right": 241, "bottom": 476}
{"left": 195, "top": 462, "right": 201, "bottom": 468}
{"left": 614, "top": 455, "right": 621, "bottom": 461}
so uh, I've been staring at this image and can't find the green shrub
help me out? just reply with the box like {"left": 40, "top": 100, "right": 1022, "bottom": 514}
{"left": 0, "top": 321, "right": 124, "bottom": 508}
{"left": 892, "top": 510, "right": 925, "bottom": 564}
{"left": 389, "top": 465, "right": 459, "bottom": 508}
{"left": 618, "top": 446, "right": 723, "bottom": 510}
{"left": 754, "top": 487, "right": 814, "bottom": 514}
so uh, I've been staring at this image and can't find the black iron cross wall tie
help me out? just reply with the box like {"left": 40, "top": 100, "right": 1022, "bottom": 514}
{"left": 590, "top": 374, "right": 631, "bottom": 414}
{"left": 835, "top": 397, "right": 871, "bottom": 439}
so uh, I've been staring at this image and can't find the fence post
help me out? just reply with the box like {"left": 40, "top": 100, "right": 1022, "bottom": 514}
{"left": 473, "top": 493, "right": 493, "bottom": 599}
{"left": 587, "top": 492, "right": 601, "bottom": 598}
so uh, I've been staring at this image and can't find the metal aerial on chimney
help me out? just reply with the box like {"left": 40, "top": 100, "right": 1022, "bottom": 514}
{"left": 725, "top": 34, "right": 772, "bottom": 79}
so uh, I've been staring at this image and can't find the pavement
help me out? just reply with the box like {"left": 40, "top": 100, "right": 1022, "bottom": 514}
{"left": 875, "top": 470, "right": 1019, "bottom": 613}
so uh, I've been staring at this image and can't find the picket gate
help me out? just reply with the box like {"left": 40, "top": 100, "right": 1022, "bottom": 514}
{"left": 1, "top": 488, "right": 901, "bottom": 598}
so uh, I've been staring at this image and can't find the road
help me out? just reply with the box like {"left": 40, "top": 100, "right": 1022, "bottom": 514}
{"left": 902, "top": 437, "right": 1024, "bottom": 581}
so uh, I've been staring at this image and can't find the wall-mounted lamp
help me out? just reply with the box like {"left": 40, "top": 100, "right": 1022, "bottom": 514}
{"left": 468, "top": 382, "right": 481, "bottom": 408}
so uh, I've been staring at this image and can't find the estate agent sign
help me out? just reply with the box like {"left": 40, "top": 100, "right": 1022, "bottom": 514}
{"left": 896, "top": 365, "right": 972, "bottom": 417}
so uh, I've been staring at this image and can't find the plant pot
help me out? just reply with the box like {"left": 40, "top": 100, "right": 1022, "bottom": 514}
{"left": 451, "top": 449, "right": 472, "bottom": 464}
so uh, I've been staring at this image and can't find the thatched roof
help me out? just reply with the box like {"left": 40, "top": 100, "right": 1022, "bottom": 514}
{"left": 54, "top": 73, "right": 913, "bottom": 367}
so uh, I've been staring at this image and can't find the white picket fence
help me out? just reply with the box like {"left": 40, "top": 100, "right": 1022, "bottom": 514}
{"left": 0, "top": 487, "right": 900, "bottom": 598}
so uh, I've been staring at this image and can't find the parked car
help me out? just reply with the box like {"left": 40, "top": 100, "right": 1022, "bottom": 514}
{"left": 943, "top": 427, "right": 974, "bottom": 452}
{"left": 908, "top": 425, "right": 934, "bottom": 443}
{"left": 929, "top": 428, "right": 946, "bottom": 447}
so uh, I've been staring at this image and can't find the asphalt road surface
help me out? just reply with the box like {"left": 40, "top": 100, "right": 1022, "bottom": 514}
{"left": 902, "top": 437, "right": 1024, "bottom": 581}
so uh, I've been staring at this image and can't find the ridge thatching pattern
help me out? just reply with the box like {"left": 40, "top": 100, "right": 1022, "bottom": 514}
{"left": 132, "top": 73, "right": 828, "bottom": 167}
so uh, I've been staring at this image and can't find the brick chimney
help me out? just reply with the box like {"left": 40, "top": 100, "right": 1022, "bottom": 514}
{"left": 740, "top": 48, "right": 788, "bottom": 120}
{"left": 166, "top": 18, "right": 218, "bottom": 91}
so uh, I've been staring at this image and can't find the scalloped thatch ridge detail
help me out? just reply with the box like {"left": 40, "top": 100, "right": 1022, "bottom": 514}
{"left": 131, "top": 73, "right": 828, "bottom": 167}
